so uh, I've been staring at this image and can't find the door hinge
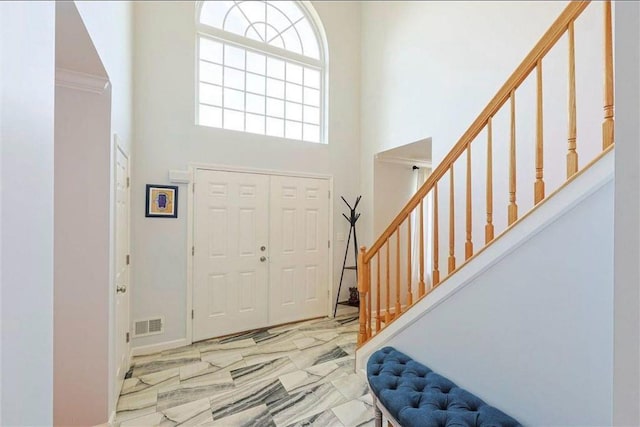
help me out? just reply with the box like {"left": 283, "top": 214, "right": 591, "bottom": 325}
{"left": 126, "top": 254, "right": 130, "bottom": 265}
{"left": 126, "top": 177, "right": 130, "bottom": 188}
{"left": 192, "top": 309, "right": 194, "bottom": 319}
{"left": 126, "top": 332, "right": 130, "bottom": 343}
{"left": 192, "top": 183, "right": 195, "bottom": 193}
{"left": 328, "top": 190, "right": 331, "bottom": 199}
{"left": 328, "top": 240, "right": 330, "bottom": 248}
{"left": 192, "top": 246, "right": 195, "bottom": 256}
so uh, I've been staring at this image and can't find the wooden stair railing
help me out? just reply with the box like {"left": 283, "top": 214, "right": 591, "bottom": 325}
{"left": 357, "top": 0, "right": 614, "bottom": 347}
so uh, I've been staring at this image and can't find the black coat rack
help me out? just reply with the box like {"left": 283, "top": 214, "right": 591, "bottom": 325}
{"left": 333, "top": 195, "right": 362, "bottom": 316}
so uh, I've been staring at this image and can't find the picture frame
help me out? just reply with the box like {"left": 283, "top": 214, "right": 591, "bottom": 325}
{"left": 145, "top": 184, "right": 178, "bottom": 218}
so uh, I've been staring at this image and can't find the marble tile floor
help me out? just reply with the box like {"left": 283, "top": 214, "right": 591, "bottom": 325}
{"left": 115, "top": 308, "right": 374, "bottom": 427}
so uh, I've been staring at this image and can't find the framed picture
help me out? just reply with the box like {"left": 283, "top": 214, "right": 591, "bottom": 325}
{"left": 145, "top": 184, "right": 178, "bottom": 218}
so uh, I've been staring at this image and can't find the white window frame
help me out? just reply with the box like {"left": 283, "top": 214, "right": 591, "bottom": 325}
{"left": 195, "top": 1, "right": 328, "bottom": 144}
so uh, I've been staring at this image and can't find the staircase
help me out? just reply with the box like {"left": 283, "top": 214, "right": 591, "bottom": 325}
{"left": 356, "top": 1, "right": 615, "bottom": 423}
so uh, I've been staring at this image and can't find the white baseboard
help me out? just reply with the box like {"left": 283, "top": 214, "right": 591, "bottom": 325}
{"left": 131, "top": 338, "right": 189, "bottom": 357}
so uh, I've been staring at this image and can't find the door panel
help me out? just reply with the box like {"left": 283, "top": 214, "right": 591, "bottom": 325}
{"left": 193, "top": 170, "right": 269, "bottom": 341}
{"left": 114, "top": 146, "right": 130, "bottom": 400}
{"left": 269, "top": 176, "right": 329, "bottom": 325}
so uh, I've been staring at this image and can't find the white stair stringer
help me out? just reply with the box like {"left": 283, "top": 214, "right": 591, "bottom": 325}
{"left": 356, "top": 149, "right": 615, "bottom": 426}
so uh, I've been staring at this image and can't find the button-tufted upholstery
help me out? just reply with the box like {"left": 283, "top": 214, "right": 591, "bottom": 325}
{"left": 367, "top": 347, "right": 521, "bottom": 427}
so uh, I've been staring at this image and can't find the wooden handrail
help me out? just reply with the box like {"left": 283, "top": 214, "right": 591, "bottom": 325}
{"left": 358, "top": 0, "right": 613, "bottom": 349}
{"left": 364, "top": 1, "right": 590, "bottom": 263}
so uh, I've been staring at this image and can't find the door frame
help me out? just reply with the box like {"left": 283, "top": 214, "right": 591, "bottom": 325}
{"left": 186, "top": 163, "right": 334, "bottom": 345}
{"left": 112, "top": 136, "right": 131, "bottom": 404}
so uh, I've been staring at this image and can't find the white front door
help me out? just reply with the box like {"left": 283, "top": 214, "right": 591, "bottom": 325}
{"left": 269, "top": 175, "right": 330, "bottom": 325}
{"left": 193, "top": 170, "right": 270, "bottom": 341}
{"left": 114, "top": 146, "right": 131, "bottom": 399}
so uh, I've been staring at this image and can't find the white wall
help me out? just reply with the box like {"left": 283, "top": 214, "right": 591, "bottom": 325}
{"left": 380, "top": 177, "right": 614, "bottom": 426}
{"left": 132, "top": 1, "right": 361, "bottom": 348}
{"left": 373, "top": 162, "right": 417, "bottom": 236}
{"left": 613, "top": 2, "right": 640, "bottom": 423}
{"left": 54, "top": 83, "right": 112, "bottom": 426}
{"left": 0, "top": 2, "right": 55, "bottom": 425}
{"left": 62, "top": 1, "right": 134, "bottom": 421}
{"left": 359, "top": 1, "right": 605, "bottom": 268}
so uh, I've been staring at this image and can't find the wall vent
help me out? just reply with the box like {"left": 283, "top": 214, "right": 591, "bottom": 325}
{"left": 133, "top": 317, "right": 164, "bottom": 337}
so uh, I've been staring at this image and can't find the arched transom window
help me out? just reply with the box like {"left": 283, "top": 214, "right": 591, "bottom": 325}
{"left": 197, "top": 1, "right": 326, "bottom": 143}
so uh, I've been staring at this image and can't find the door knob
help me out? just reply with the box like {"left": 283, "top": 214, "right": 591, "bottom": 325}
{"left": 260, "top": 256, "right": 267, "bottom": 262}
{"left": 116, "top": 285, "right": 127, "bottom": 294}
{"left": 260, "top": 245, "right": 266, "bottom": 251}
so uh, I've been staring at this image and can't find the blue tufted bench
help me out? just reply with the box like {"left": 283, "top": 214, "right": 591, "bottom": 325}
{"left": 367, "top": 347, "right": 521, "bottom": 427}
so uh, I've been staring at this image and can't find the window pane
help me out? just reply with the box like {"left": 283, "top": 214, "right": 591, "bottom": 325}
{"left": 246, "top": 51, "right": 266, "bottom": 74}
{"left": 200, "top": 38, "right": 223, "bottom": 63}
{"left": 266, "top": 117, "right": 284, "bottom": 137}
{"left": 285, "top": 120, "right": 302, "bottom": 140}
{"left": 224, "top": 88, "right": 244, "bottom": 110}
{"left": 223, "top": 7, "right": 249, "bottom": 36}
{"left": 269, "top": 35, "right": 285, "bottom": 50}
{"left": 303, "top": 105, "right": 319, "bottom": 125}
{"left": 275, "top": 1, "right": 304, "bottom": 22}
{"left": 199, "top": 105, "right": 222, "bottom": 128}
{"left": 200, "top": 62, "right": 222, "bottom": 85}
{"left": 304, "top": 68, "right": 320, "bottom": 89}
{"left": 200, "top": 83, "right": 222, "bottom": 106}
{"left": 286, "top": 63, "right": 303, "bottom": 85}
{"left": 303, "top": 87, "right": 319, "bottom": 106}
{"left": 246, "top": 93, "right": 265, "bottom": 115}
{"left": 266, "top": 3, "right": 290, "bottom": 32}
{"left": 286, "top": 83, "right": 302, "bottom": 103}
{"left": 266, "top": 98, "right": 284, "bottom": 118}
{"left": 238, "top": 2, "right": 266, "bottom": 39}
{"left": 246, "top": 73, "right": 266, "bottom": 95}
{"left": 224, "top": 67, "right": 244, "bottom": 90}
{"left": 199, "top": 0, "right": 232, "bottom": 28}
{"left": 281, "top": 27, "right": 302, "bottom": 55}
{"left": 224, "top": 109, "right": 244, "bottom": 131}
{"left": 296, "top": 19, "right": 320, "bottom": 59}
{"left": 267, "top": 57, "right": 285, "bottom": 80}
{"left": 266, "top": 78, "right": 284, "bottom": 98}
{"left": 303, "top": 123, "right": 320, "bottom": 142}
{"left": 224, "top": 44, "right": 245, "bottom": 69}
{"left": 246, "top": 113, "right": 265, "bottom": 134}
{"left": 285, "top": 101, "right": 302, "bottom": 121}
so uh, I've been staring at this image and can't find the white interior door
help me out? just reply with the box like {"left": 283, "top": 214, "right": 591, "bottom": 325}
{"left": 193, "top": 170, "right": 270, "bottom": 341}
{"left": 114, "top": 145, "right": 130, "bottom": 399}
{"left": 269, "top": 175, "right": 330, "bottom": 325}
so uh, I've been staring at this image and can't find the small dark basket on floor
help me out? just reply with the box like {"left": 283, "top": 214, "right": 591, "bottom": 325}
{"left": 348, "top": 286, "right": 360, "bottom": 306}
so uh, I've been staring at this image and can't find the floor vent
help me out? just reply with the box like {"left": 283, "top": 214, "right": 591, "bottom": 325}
{"left": 133, "top": 317, "right": 164, "bottom": 337}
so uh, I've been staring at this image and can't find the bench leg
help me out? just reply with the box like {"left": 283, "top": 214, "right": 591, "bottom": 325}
{"left": 372, "top": 395, "right": 382, "bottom": 427}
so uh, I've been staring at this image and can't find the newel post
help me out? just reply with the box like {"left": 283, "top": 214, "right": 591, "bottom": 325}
{"left": 357, "top": 246, "right": 368, "bottom": 346}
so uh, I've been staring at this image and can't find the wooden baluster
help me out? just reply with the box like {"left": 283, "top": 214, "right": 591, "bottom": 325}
{"left": 366, "top": 261, "right": 372, "bottom": 339}
{"left": 465, "top": 144, "right": 473, "bottom": 260}
{"left": 602, "top": 0, "right": 614, "bottom": 149}
{"left": 448, "top": 165, "right": 456, "bottom": 274}
{"left": 485, "top": 118, "right": 495, "bottom": 243}
{"left": 385, "top": 239, "right": 390, "bottom": 323}
{"left": 418, "top": 199, "right": 425, "bottom": 297}
{"left": 357, "top": 247, "right": 367, "bottom": 346}
{"left": 433, "top": 184, "right": 440, "bottom": 286}
{"left": 407, "top": 215, "right": 413, "bottom": 306}
{"left": 395, "top": 230, "right": 401, "bottom": 315}
{"left": 535, "top": 60, "right": 545, "bottom": 204}
{"left": 376, "top": 252, "right": 381, "bottom": 332}
{"left": 567, "top": 20, "right": 578, "bottom": 178}
{"left": 508, "top": 90, "right": 518, "bottom": 225}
